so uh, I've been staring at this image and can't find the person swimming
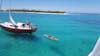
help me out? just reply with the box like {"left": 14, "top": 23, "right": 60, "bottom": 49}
{"left": 44, "top": 34, "right": 59, "bottom": 40}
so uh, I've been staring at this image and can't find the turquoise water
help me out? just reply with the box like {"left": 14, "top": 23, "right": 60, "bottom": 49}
{"left": 0, "top": 13, "right": 100, "bottom": 56}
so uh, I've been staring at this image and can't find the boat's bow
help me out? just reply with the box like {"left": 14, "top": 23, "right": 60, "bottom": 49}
{"left": 88, "top": 36, "right": 100, "bottom": 56}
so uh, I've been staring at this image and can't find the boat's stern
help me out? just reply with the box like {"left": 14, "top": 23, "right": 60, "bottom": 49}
{"left": 32, "top": 27, "right": 37, "bottom": 32}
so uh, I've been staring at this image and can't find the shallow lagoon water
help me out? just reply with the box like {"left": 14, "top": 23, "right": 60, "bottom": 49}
{"left": 0, "top": 13, "right": 100, "bottom": 56}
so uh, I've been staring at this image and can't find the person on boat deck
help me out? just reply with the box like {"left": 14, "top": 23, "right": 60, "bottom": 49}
{"left": 26, "top": 20, "right": 31, "bottom": 28}
{"left": 22, "top": 24, "right": 25, "bottom": 27}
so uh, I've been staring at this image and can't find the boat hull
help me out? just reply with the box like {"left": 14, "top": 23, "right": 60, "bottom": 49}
{"left": 0, "top": 25, "right": 37, "bottom": 33}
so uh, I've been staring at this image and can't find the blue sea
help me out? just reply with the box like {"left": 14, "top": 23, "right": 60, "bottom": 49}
{"left": 0, "top": 13, "right": 100, "bottom": 56}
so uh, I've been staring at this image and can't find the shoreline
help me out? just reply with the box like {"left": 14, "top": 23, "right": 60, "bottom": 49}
{"left": 0, "top": 11, "right": 67, "bottom": 15}
{"left": 0, "top": 9, "right": 66, "bottom": 15}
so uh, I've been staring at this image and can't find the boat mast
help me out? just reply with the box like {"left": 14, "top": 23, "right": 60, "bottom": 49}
{"left": 0, "top": 0, "right": 3, "bottom": 23}
{"left": 0, "top": 0, "right": 3, "bottom": 11}
{"left": 8, "top": 0, "right": 16, "bottom": 25}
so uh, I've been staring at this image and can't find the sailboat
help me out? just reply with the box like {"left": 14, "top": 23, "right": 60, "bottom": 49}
{"left": 0, "top": 0, "right": 37, "bottom": 33}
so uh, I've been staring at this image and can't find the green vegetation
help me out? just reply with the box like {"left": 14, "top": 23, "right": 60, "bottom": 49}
{"left": 0, "top": 9, "right": 66, "bottom": 14}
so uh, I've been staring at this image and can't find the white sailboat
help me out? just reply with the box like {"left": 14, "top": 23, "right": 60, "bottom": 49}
{"left": 0, "top": 0, "right": 37, "bottom": 33}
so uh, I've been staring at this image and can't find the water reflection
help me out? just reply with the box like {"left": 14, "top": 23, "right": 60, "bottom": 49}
{"left": 50, "top": 46, "right": 65, "bottom": 56}
{"left": 7, "top": 33, "right": 40, "bottom": 42}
